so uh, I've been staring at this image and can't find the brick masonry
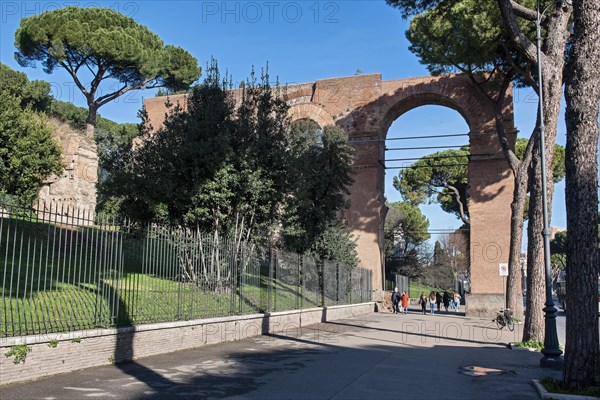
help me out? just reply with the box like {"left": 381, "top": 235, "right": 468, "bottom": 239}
{"left": 37, "top": 119, "right": 98, "bottom": 220}
{"left": 0, "top": 303, "right": 375, "bottom": 385}
{"left": 144, "top": 74, "right": 516, "bottom": 315}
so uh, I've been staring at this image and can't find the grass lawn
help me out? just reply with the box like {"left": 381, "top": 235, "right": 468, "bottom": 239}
{"left": 1, "top": 216, "right": 359, "bottom": 337}
{"left": 1, "top": 268, "right": 337, "bottom": 337}
{"left": 409, "top": 282, "right": 450, "bottom": 298}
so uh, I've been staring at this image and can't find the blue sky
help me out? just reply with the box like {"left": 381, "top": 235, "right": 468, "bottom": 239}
{"left": 0, "top": 0, "right": 578, "bottom": 248}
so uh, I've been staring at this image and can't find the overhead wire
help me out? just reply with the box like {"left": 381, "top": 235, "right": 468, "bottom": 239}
{"left": 384, "top": 163, "right": 470, "bottom": 170}
{"left": 348, "top": 133, "right": 469, "bottom": 143}
{"left": 383, "top": 153, "right": 492, "bottom": 162}
{"left": 385, "top": 145, "right": 467, "bottom": 151}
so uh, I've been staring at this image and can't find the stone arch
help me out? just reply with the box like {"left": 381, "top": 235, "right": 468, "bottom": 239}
{"left": 340, "top": 75, "right": 499, "bottom": 137}
{"left": 288, "top": 102, "right": 335, "bottom": 128}
{"left": 144, "top": 73, "right": 516, "bottom": 317}
{"left": 380, "top": 93, "right": 473, "bottom": 134}
{"left": 335, "top": 75, "right": 514, "bottom": 317}
{"left": 284, "top": 85, "right": 314, "bottom": 104}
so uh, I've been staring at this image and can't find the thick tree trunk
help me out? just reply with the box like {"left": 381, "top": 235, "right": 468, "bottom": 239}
{"left": 524, "top": 77, "right": 561, "bottom": 341}
{"left": 493, "top": 3, "right": 571, "bottom": 335}
{"left": 562, "top": 0, "right": 600, "bottom": 389}
{"left": 482, "top": 73, "right": 531, "bottom": 321}
{"left": 523, "top": 146, "right": 550, "bottom": 342}
{"left": 86, "top": 105, "right": 97, "bottom": 137}
{"left": 522, "top": 7, "right": 571, "bottom": 342}
{"left": 506, "top": 171, "right": 528, "bottom": 319}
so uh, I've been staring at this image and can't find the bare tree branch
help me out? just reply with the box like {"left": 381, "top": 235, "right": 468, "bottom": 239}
{"left": 510, "top": 0, "right": 542, "bottom": 21}
{"left": 496, "top": 0, "right": 541, "bottom": 65}
{"left": 445, "top": 184, "right": 470, "bottom": 225}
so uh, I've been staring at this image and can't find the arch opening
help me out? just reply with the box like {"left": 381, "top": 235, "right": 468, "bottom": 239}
{"left": 381, "top": 94, "right": 473, "bottom": 136}
{"left": 290, "top": 118, "right": 324, "bottom": 148}
{"left": 382, "top": 104, "right": 471, "bottom": 291}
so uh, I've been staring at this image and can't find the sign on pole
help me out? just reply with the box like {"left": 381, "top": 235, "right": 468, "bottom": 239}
{"left": 499, "top": 263, "right": 509, "bottom": 276}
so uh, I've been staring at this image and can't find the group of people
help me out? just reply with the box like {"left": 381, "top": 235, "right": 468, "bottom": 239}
{"left": 418, "top": 291, "right": 462, "bottom": 315}
{"left": 392, "top": 287, "right": 462, "bottom": 315}
{"left": 391, "top": 288, "right": 410, "bottom": 314}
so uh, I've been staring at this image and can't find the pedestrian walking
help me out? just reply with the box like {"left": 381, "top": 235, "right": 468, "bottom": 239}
{"left": 443, "top": 291, "right": 450, "bottom": 311}
{"left": 453, "top": 292, "right": 462, "bottom": 312}
{"left": 449, "top": 291, "right": 456, "bottom": 310}
{"left": 429, "top": 291, "right": 436, "bottom": 315}
{"left": 419, "top": 292, "right": 427, "bottom": 315}
{"left": 436, "top": 292, "right": 442, "bottom": 312}
{"left": 391, "top": 287, "right": 401, "bottom": 314}
{"left": 401, "top": 291, "right": 410, "bottom": 314}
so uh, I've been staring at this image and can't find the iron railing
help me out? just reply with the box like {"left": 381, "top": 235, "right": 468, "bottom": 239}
{"left": 0, "top": 201, "right": 372, "bottom": 337}
{"left": 394, "top": 274, "right": 409, "bottom": 297}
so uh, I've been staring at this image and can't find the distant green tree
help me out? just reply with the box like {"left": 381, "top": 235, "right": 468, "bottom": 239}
{"left": 550, "top": 230, "right": 567, "bottom": 278}
{"left": 15, "top": 6, "right": 201, "bottom": 137}
{"left": 384, "top": 202, "right": 431, "bottom": 278}
{"left": 395, "top": 140, "right": 565, "bottom": 225}
{"left": 515, "top": 138, "right": 565, "bottom": 184}
{"left": 0, "top": 63, "right": 52, "bottom": 111}
{"left": 0, "top": 93, "right": 62, "bottom": 205}
{"left": 394, "top": 147, "right": 470, "bottom": 225}
{"left": 515, "top": 138, "right": 566, "bottom": 220}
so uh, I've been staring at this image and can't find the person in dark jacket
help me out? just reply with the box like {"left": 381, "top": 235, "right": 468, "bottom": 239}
{"left": 443, "top": 291, "right": 450, "bottom": 311}
{"left": 436, "top": 292, "right": 442, "bottom": 312}
{"left": 419, "top": 292, "right": 427, "bottom": 315}
{"left": 392, "top": 287, "right": 401, "bottom": 314}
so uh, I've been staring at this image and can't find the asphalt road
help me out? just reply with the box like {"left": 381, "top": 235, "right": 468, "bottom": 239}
{"left": 1, "top": 310, "right": 562, "bottom": 400}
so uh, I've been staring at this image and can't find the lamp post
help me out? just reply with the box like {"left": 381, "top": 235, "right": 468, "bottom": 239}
{"left": 536, "top": 0, "right": 564, "bottom": 370}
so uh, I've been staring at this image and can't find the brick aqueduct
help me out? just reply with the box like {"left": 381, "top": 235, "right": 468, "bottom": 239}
{"left": 145, "top": 73, "right": 516, "bottom": 317}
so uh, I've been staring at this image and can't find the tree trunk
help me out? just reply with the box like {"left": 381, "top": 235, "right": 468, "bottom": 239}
{"left": 86, "top": 105, "right": 97, "bottom": 137}
{"left": 482, "top": 73, "right": 530, "bottom": 322}
{"left": 522, "top": 8, "right": 571, "bottom": 341}
{"left": 562, "top": 0, "right": 600, "bottom": 389}
{"left": 523, "top": 146, "right": 548, "bottom": 342}
{"left": 506, "top": 170, "right": 528, "bottom": 319}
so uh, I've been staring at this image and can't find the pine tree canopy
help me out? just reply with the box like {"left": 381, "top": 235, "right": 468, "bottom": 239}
{"left": 14, "top": 6, "right": 201, "bottom": 137}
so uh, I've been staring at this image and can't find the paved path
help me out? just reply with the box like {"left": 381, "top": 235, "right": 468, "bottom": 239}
{"left": 1, "top": 310, "right": 561, "bottom": 399}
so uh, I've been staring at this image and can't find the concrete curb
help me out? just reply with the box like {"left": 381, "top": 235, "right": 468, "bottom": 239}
{"left": 532, "top": 379, "right": 600, "bottom": 400}
{"left": 0, "top": 302, "right": 376, "bottom": 385}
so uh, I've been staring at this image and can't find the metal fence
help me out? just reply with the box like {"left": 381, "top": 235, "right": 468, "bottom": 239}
{"left": 394, "top": 274, "right": 410, "bottom": 297}
{"left": 0, "top": 201, "right": 372, "bottom": 338}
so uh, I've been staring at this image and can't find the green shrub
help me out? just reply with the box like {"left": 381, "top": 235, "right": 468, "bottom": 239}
{"left": 513, "top": 339, "right": 544, "bottom": 350}
{"left": 540, "top": 377, "right": 600, "bottom": 398}
{"left": 4, "top": 344, "right": 31, "bottom": 364}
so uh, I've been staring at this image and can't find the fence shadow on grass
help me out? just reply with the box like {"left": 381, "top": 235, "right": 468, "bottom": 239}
{"left": 99, "top": 279, "right": 176, "bottom": 391}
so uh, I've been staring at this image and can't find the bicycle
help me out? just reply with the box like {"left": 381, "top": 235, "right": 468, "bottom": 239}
{"left": 494, "top": 308, "right": 515, "bottom": 331}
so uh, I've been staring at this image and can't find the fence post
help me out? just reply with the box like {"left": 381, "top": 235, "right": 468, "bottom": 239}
{"left": 268, "top": 247, "right": 274, "bottom": 312}
{"left": 239, "top": 244, "right": 244, "bottom": 315}
{"left": 319, "top": 260, "right": 325, "bottom": 308}
{"left": 297, "top": 254, "right": 301, "bottom": 310}
{"left": 335, "top": 263, "right": 340, "bottom": 305}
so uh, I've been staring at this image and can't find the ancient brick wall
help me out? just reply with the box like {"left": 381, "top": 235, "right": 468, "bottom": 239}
{"left": 143, "top": 73, "right": 516, "bottom": 316}
{"left": 37, "top": 119, "right": 98, "bottom": 220}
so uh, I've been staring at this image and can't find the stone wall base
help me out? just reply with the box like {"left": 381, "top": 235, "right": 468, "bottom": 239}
{"left": 466, "top": 293, "right": 505, "bottom": 318}
{"left": 0, "top": 302, "right": 375, "bottom": 385}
